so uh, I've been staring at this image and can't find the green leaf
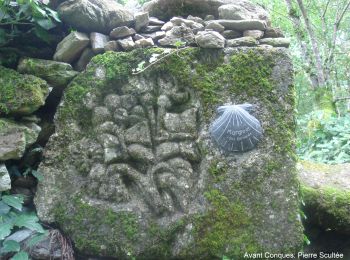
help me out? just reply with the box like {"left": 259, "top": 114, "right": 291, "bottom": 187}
{"left": 31, "top": 170, "right": 43, "bottom": 182}
{"left": 33, "top": 25, "right": 53, "bottom": 43}
{"left": 11, "top": 251, "right": 29, "bottom": 260}
{"left": 14, "top": 213, "right": 45, "bottom": 233}
{"left": 2, "top": 195, "right": 23, "bottom": 211}
{"left": 45, "top": 7, "right": 61, "bottom": 22}
{"left": 26, "top": 231, "right": 48, "bottom": 247}
{"left": 0, "top": 222, "right": 13, "bottom": 240}
{"left": 1, "top": 240, "right": 21, "bottom": 254}
{"left": 0, "top": 201, "right": 11, "bottom": 215}
{"left": 36, "top": 18, "right": 56, "bottom": 30}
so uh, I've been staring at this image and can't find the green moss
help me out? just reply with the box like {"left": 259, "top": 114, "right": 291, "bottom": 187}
{"left": 0, "top": 65, "right": 48, "bottom": 115}
{"left": 209, "top": 159, "right": 228, "bottom": 183}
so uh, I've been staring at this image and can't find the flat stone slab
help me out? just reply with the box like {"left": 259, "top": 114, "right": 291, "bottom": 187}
{"left": 209, "top": 19, "right": 267, "bottom": 31}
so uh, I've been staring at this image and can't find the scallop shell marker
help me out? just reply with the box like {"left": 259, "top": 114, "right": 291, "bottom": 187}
{"left": 209, "top": 104, "right": 263, "bottom": 153}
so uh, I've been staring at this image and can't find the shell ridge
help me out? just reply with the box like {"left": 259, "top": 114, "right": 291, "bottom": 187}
{"left": 236, "top": 108, "right": 262, "bottom": 134}
{"left": 217, "top": 111, "right": 234, "bottom": 141}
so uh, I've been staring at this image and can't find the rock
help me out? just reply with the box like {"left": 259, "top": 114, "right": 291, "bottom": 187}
{"left": 195, "top": 30, "right": 226, "bottom": 48}
{"left": 35, "top": 48, "right": 303, "bottom": 258}
{"left": 17, "top": 58, "right": 79, "bottom": 87}
{"left": 58, "top": 0, "right": 134, "bottom": 34}
{"left": 149, "top": 17, "right": 165, "bottom": 26}
{"left": 104, "top": 41, "right": 120, "bottom": 52}
{"left": 265, "top": 27, "right": 284, "bottom": 38}
{"left": 0, "top": 66, "right": 49, "bottom": 116}
{"left": 74, "top": 48, "right": 95, "bottom": 72}
{"left": 135, "top": 38, "right": 154, "bottom": 48}
{"left": 4, "top": 229, "right": 33, "bottom": 243}
{"left": 205, "top": 21, "right": 225, "bottom": 33}
{"left": 210, "top": 19, "right": 267, "bottom": 31}
{"left": 243, "top": 30, "right": 264, "bottom": 39}
{"left": 170, "top": 17, "right": 204, "bottom": 33}
{"left": 259, "top": 38, "right": 290, "bottom": 48}
{"left": 226, "top": 36, "right": 258, "bottom": 47}
{"left": 133, "top": 34, "right": 145, "bottom": 41}
{"left": 140, "top": 31, "right": 166, "bottom": 41}
{"left": 204, "top": 14, "right": 215, "bottom": 21}
{"left": 158, "top": 25, "right": 195, "bottom": 47}
{"left": 117, "top": 37, "right": 136, "bottom": 51}
{"left": 135, "top": 12, "right": 149, "bottom": 31}
{"left": 161, "top": 21, "right": 174, "bottom": 31}
{"left": 110, "top": 26, "right": 136, "bottom": 40}
{"left": 0, "top": 164, "right": 11, "bottom": 192}
{"left": 141, "top": 25, "right": 162, "bottom": 33}
{"left": 298, "top": 161, "right": 350, "bottom": 234}
{"left": 0, "top": 118, "right": 41, "bottom": 161}
{"left": 143, "top": 0, "right": 269, "bottom": 22}
{"left": 53, "top": 32, "right": 90, "bottom": 64}
{"left": 90, "top": 32, "right": 110, "bottom": 54}
{"left": 222, "top": 30, "right": 242, "bottom": 39}
{"left": 187, "top": 15, "right": 204, "bottom": 25}
{"left": 218, "top": 3, "right": 269, "bottom": 21}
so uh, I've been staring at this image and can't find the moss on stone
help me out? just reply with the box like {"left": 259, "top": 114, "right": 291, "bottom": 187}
{"left": 0, "top": 65, "right": 49, "bottom": 116}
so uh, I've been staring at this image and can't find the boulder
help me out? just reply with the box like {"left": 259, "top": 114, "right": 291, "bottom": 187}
{"left": 226, "top": 36, "right": 258, "bottom": 47}
{"left": 265, "top": 27, "right": 284, "bottom": 38}
{"left": 158, "top": 25, "right": 195, "bottom": 47}
{"left": 141, "top": 25, "right": 162, "bottom": 33}
{"left": 53, "top": 32, "right": 90, "bottom": 64}
{"left": 218, "top": 3, "right": 269, "bottom": 21}
{"left": 110, "top": 26, "right": 136, "bottom": 40}
{"left": 259, "top": 38, "right": 290, "bottom": 48}
{"left": 58, "top": 0, "right": 134, "bottom": 34}
{"left": 211, "top": 19, "right": 267, "bottom": 31}
{"left": 0, "top": 66, "right": 49, "bottom": 116}
{"left": 0, "top": 164, "right": 11, "bottom": 191}
{"left": 135, "top": 12, "right": 150, "bottom": 31}
{"left": 222, "top": 29, "right": 242, "bottom": 39}
{"left": 75, "top": 48, "right": 96, "bottom": 72}
{"left": 104, "top": 41, "right": 120, "bottom": 52}
{"left": 135, "top": 38, "right": 154, "bottom": 48}
{"left": 0, "top": 118, "right": 41, "bottom": 161}
{"left": 143, "top": 0, "right": 269, "bottom": 23}
{"left": 205, "top": 21, "right": 225, "bottom": 32}
{"left": 195, "top": 31, "right": 226, "bottom": 48}
{"left": 140, "top": 31, "right": 166, "bottom": 41}
{"left": 35, "top": 48, "right": 303, "bottom": 258}
{"left": 17, "top": 58, "right": 78, "bottom": 87}
{"left": 117, "top": 37, "right": 136, "bottom": 51}
{"left": 298, "top": 161, "right": 350, "bottom": 235}
{"left": 149, "top": 17, "right": 165, "bottom": 26}
{"left": 91, "top": 32, "right": 110, "bottom": 54}
{"left": 243, "top": 30, "right": 264, "bottom": 39}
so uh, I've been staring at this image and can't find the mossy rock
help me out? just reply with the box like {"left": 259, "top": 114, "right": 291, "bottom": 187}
{"left": 35, "top": 47, "right": 303, "bottom": 259}
{"left": 0, "top": 66, "right": 49, "bottom": 116}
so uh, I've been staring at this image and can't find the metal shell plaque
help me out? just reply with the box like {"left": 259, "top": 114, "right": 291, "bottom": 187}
{"left": 209, "top": 104, "right": 263, "bottom": 153}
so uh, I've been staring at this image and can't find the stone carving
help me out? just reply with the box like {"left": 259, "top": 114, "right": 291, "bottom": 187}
{"left": 209, "top": 104, "right": 263, "bottom": 153}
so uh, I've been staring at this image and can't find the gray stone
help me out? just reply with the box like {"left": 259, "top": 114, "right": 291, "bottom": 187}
{"left": 211, "top": 19, "right": 267, "bottom": 31}
{"left": 117, "top": 36, "right": 135, "bottom": 51}
{"left": 75, "top": 48, "right": 95, "bottom": 72}
{"left": 140, "top": 31, "right": 166, "bottom": 41}
{"left": 133, "top": 34, "right": 145, "bottom": 41}
{"left": 35, "top": 49, "right": 303, "bottom": 258}
{"left": 222, "top": 29, "right": 242, "bottom": 39}
{"left": 110, "top": 26, "right": 136, "bottom": 39}
{"left": 161, "top": 21, "right": 174, "bottom": 31}
{"left": 135, "top": 38, "right": 154, "bottom": 48}
{"left": 243, "top": 30, "right": 264, "bottom": 39}
{"left": 141, "top": 25, "right": 162, "bottom": 33}
{"left": 218, "top": 3, "right": 269, "bottom": 21}
{"left": 259, "top": 38, "right": 290, "bottom": 48}
{"left": 204, "top": 14, "right": 215, "bottom": 21}
{"left": 170, "top": 17, "right": 204, "bottom": 33}
{"left": 0, "top": 119, "right": 41, "bottom": 161}
{"left": 53, "top": 31, "right": 90, "bottom": 63}
{"left": 5, "top": 229, "right": 33, "bottom": 243}
{"left": 264, "top": 27, "right": 284, "bottom": 38}
{"left": 195, "top": 30, "right": 226, "bottom": 48}
{"left": 187, "top": 15, "right": 204, "bottom": 25}
{"left": 135, "top": 12, "right": 149, "bottom": 31}
{"left": 58, "top": 0, "right": 134, "bottom": 34}
{"left": 90, "top": 32, "right": 109, "bottom": 54}
{"left": 158, "top": 25, "right": 195, "bottom": 47}
{"left": 226, "top": 36, "right": 258, "bottom": 47}
{"left": 0, "top": 164, "right": 11, "bottom": 192}
{"left": 205, "top": 21, "right": 225, "bottom": 33}
{"left": 104, "top": 41, "right": 120, "bottom": 52}
{"left": 17, "top": 58, "right": 78, "bottom": 87}
{"left": 149, "top": 17, "right": 165, "bottom": 26}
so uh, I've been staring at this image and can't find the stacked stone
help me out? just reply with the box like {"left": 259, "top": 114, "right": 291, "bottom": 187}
{"left": 52, "top": 0, "right": 289, "bottom": 71}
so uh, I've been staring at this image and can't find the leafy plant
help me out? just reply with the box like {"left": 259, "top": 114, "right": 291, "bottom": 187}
{"left": 297, "top": 111, "right": 350, "bottom": 163}
{"left": 0, "top": 0, "right": 61, "bottom": 47}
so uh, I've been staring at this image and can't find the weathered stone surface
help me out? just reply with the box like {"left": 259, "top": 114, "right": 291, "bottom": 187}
{"left": 158, "top": 25, "right": 195, "bottom": 47}
{"left": 161, "top": 21, "right": 174, "bottom": 31}
{"left": 187, "top": 15, "right": 204, "bottom": 24}
{"left": 104, "top": 41, "right": 120, "bottom": 52}
{"left": 58, "top": 0, "right": 134, "bottom": 34}
{"left": 226, "top": 36, "right": 258, "bottom": 47}
{"left": 143, "top": 0, "right": 269, "bottom": 22}
{"left": 140, "top": 31, "right": 166, "bottom": 41}
{"left": 110, "top": 26, "right": 136, "bottom": 40}
{"left": 91, "top": 32, "right": 110, "bottom": 54}
{"left": 218, "top": 3, "right": 269, "bottom": 21}
{"left": 135, "top": 12, "right": 150, "bottom": 31}
{"left": 74, "top": 48, "right": 95, "bottom": 72}
{"left": 298, "top": 161, "right": 350, "bottom": 235}
{"left": 260, "top": 38, "right": 290, "bottom": 48}
{"left": 195, "top": 31, "right": 226, "bottom": 48}
{"left": 117, "top": 36, "right": 135, "bottom": 51}
{"left": 149, "top": 17, "right": 165, "bottom": 26}
{"left": 18, "top": 58, "right": 78, "bottom": 87}
{"left": 222, "top": 29, "right": 242, "bottom": 39}
{"left": 53, "top": 32, "right": 90, "bottom": 64}
{"left": 35, "top": 48, "right": 303, "bottom": 258}
{"left": 211, "top": 19, "right": 267, "bottom": 31}
{"left": 0, "top": 66, "right": 49, "bottom": 116}
{"left": 0, "top": 164, "right": 11, "bottom": 191}
{"left": 205, "top": 21, "right": 225, "bottom": 32}
{"left": 205, "top": 14, "right": 215, "bottom": 21}
{"left": 170, "top": 17, "right": 204, "bottom": 34}
{"left": 265, "top": 27, "right": 284, "bottom": 38}
{"left": 0, "top": 118, "right": 40, "bottom": 161}
{"left": 135, "top": 38, "right": 154, "bottom": 48}
{"left": 141, "top": 25, "right": 162, "bottom": 33}
{"left": 243, "top": 29, "right": 264, "bottom": 39}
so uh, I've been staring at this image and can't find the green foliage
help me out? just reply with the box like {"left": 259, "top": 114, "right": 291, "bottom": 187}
{"left": 0, "top": 0, "right": 61, "bottom": 47}
{"left": 297, "top": 111, "right": 350, "bottom": 163}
